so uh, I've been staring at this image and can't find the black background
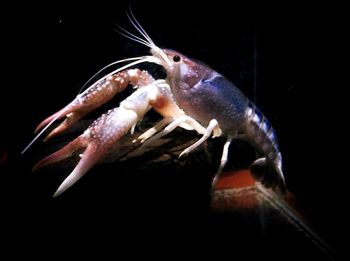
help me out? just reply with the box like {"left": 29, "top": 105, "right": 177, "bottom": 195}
{"left": 0, "top": 0, "right": 347, "bottom": 259}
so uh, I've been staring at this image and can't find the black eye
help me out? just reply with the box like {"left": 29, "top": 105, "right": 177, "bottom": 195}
{"left": 173, "top": 55, "right": 181, "bottom": 62}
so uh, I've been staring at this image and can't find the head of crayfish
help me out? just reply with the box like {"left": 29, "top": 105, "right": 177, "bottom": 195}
{"left": 115, "top": 10, "right": 213, "bottom": 89}
{"left": 116, "top": 11, "right": 213, "bottom": 90}
{"left": 151, "top": 48, "right": 213, "bottom": 89}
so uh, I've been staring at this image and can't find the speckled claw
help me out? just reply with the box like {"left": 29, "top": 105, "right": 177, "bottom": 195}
{"left": 34, "top": 81, "right": 164, "bottom": 197}
{"left": 34, "top": 105, "right": 141, "bottom": 197}
{"left": 35, "top": 69, "right": 154, "bottom": 142}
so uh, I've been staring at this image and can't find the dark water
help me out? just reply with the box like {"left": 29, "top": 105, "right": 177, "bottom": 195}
{"left": 1, "top": 0, "right": 346, "bottom": 259}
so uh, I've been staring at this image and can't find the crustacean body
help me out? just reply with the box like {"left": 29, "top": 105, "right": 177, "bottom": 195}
{"left": 24, "top": 13, "right": 286, "bottom": 197}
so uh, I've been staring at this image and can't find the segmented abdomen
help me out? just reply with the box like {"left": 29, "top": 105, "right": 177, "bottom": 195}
{"left": 244, "top": 102, "right": 282, "bottom": 171}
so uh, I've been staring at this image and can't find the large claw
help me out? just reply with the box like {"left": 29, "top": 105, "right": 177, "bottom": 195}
{"left": 33, "top": 84, "right": 155, "bottom": 197}
{"left": 35, "top": 69, "right": 154, "bottom": 141}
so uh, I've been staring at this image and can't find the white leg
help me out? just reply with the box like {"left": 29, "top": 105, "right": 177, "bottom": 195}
{"left": 134, "top": 117, "right": 173, "bottom": 143}
{"left": 179, "top": 118, "right": 206, "bottom": 134}
{"left": 211, "top": 136, "right": 233, "bottom": 192}
{"left": 140, "top": 115, "right": 195, "bottom": 149}
{"left": 179, "top": 119, "right": 219, "bottom": 158}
